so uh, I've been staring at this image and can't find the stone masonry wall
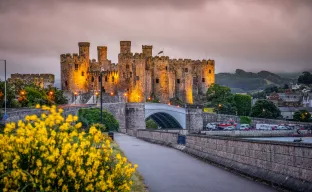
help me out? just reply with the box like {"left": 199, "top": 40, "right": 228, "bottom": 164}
{"left": 203, "top": 113, "right": 312, "bottom": 127}
{"left": 185, "top": 135, "right": 312, "bottom": 191}
{"left": 137, "top": 129, "right": 178, "bottom": 146}
{"left": 125, "top": 103, "right": 145, "bottom": 136}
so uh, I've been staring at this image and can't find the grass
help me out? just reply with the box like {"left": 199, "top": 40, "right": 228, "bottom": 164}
{"left": 111, "top": 141, "right": 148, "bottom": 192}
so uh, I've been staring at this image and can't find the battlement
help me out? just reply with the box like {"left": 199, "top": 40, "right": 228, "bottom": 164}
{"left": 134, "top": 53, "right": 145, "bottom": 59}
{"left": 61, "top": 53, "right": 84, "bottom": 63}
{"left": 153, "top": 56, "right": 170, "bottom": 62}
{"left": 78, "top": 42, "right": 90, "bottom": 47}
{"left": 169, "top": 58, "right": 195, "bottom": 65}
{"left": 120, "top": 41, "right": 131, "bottom": 46}
{"left": 202, "top": 59, "right": 215, "bottom": 65}
{"left": 118, "top": 53, "right": 134, "bottom": 59}
{"left": 97, "top": 46, "right": 107, "bottom": 51}
{"left": 142, "top": 45, "right": 153, "bottom": 49}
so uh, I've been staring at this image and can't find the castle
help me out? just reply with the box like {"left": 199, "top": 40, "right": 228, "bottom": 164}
{"left": 60, "top": 41, "right": 215, "bottom": 104}
{"left": 8, "top": 73, "right": 55, "bottom": 89}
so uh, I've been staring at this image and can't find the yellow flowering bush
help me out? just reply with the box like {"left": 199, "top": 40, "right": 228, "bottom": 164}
{"left": 0, "top": 105, "right": 138, "bottom": 191}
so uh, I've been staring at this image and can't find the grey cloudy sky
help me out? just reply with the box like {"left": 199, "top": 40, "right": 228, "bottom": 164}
{"left": 0, "top": 0, "right": 312, "bottom": 80}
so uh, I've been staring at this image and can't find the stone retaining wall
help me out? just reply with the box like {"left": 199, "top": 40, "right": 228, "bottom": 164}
{"left": 203, "top": 113, "right": 312, "bottom": 127}
{"left": 136, "top": 129, "right": 178, "bottom": 146}
{"left": 201, "top": 130, "right": 310, "bottom": 137}
{"left": 185, "top": 134, "right": 312, "bottom": 191}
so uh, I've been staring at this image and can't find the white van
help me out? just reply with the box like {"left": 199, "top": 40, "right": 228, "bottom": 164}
{"left": 239, "top": 124, "right": 250, "bottom": 130}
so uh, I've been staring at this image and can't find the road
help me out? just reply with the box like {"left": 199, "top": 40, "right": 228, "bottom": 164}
{"left": 115, "top": 133, "right": 277, "bottom": 192}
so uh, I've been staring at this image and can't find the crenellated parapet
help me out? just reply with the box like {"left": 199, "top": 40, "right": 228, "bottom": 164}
{"left": 133, "top": 53, "right": 145, "bottom": 59}
{"left": 60, "top": 53, "right": 85, "bottom": 63}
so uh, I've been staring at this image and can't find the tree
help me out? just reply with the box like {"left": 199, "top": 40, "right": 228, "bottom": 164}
{"left": 251, "top": 100, "right": 281, "bottom": 119}
{"left": 146, "top": 118, "right": 158, "bottom": 129}
{"left": 240, "top": 116, "right": 251, "bottom": 124}
{"left": 206, "top": 84, "right": 237, "bottom": 115}
{"left": 0, "top": 80, "right": 17, "bottom": 108}
{"left": 298, "top": 72, "right": 312, "bottom": 85}
{"left": 234, "top": 94, "right": 252, "bottom": 116}
{"left": 78, "top": 108, "right": 119, "bottom": 131}
{"left": 293, "top": 110, "right": 311, "bottom": 122}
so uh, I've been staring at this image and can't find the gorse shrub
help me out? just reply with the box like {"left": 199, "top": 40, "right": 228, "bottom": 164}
{"left": 0, "top": 105, "right": 137, "bottom": 191}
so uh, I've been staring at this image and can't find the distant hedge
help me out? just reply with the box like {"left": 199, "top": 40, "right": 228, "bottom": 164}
{"left": 78, "top": 108, "right": 119, "bottom": 131}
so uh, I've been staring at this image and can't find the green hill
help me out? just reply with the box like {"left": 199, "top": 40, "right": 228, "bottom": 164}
{"left": 216, "top": 69, "right": 293, "bottom": 93}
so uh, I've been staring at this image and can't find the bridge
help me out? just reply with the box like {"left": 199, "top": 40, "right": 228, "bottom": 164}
{"left": 145, "top": 103, "right": 186, "bottom": 129}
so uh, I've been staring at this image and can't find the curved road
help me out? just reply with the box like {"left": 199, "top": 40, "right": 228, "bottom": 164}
{"left": 115, "top": 133, "right": 277, "bottom": 192}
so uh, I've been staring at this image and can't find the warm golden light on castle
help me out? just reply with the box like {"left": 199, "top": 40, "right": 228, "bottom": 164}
{"left": 60, "top": 41, "right": 215, "bottom": 104}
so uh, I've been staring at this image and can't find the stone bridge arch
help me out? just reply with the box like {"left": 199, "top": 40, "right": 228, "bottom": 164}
{"left": 145, "top": 103, "right": 187, "bottom": 129}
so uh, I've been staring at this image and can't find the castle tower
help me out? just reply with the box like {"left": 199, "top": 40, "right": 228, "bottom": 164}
{"left": 78, "top": 42, "right": 90, "bottom": 61}
{"left": 153, "top": 56, "right": 170, "bottom": 103}
{"left": 120, "top": 41, "right": 131, "bottom": 54}
{"left": 200, "top": 59, "right": 215, "bottom": 95}
{"left": 142, "top": 45, "right": 153, "bottom": 57}
{"left": 97, "top": 46, "right": 107, "bottom": 62}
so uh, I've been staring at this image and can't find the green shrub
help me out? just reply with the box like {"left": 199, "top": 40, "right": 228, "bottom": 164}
{"left": 240, "top": 116, "right": 251, "bottom": 124}
{"left": 78, "top": 108, "right": 119, "bottom": 131}
{"left": 146, "top": 118, "right": 158, "bottom": 129}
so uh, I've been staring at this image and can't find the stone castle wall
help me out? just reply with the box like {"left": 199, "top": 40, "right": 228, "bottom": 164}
{"left": 9, "top": 73, "right": 55, "bottom": 88}
{"left": 61, "top": 41, "right": 215, "bottom": 104}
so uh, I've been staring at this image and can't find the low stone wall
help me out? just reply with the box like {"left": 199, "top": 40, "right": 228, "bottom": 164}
{"left": 185, "top": 135, "right": 312, "bottom": 191}
{"left": 136, "top": 129, "right": 178, "bottom": 146}
{"left": 201, "top": 130, "right": 309, "bottom": 137}
{"left": 202, "top": 113, "right": 312, "bottom": 127}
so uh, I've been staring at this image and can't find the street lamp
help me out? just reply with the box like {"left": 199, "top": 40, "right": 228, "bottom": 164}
{"left": 0, "top": 60, "right": 7, "bottom": 123}
{"left": 74, "top": 92, "right": 78, "bottom": 104}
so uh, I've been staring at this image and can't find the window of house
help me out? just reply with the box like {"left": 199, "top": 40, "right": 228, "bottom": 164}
{"left": 177, "top": 79, "right": 180, "bottom": 84}
{"left": 156, "top": 78, "right": 159, "bottom": 83}
{"left": 81, "top": 71, "right": 84, "bottom": 76}
{"left": 112, "top": 76, "right": 114, "bottom": 82}
{"left": 185, "top": 68, "right": 188, "bottom": 72}
{"left": 209, "top": 70, "right": 212, "bottom": 74}
{"left": 105, "top": 76, "right": 108, "bottom": 82}
{"left": 136, "top": 76, "right": 140, "bottom": 81}
{"left": 130, "top": 72, "right": 132, "bottom": 78}
{"left": 202, "top": 78, "right": 205, "bottom": 82}
{"left": 91, "top": 76, "right": 94, "bottom": 82}
{"left": 75, "top": 64, "right": 78, "bottom": 71}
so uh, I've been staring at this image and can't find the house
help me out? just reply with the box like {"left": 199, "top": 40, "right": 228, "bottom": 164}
{"left": 279, "top": 107, "right": 312, "bottom": 120}
{"left": 267, "top": 92, "right": 302, "bottom": 107}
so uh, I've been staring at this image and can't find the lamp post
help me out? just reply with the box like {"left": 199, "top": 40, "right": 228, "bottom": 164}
{"left": 1, "top": 60, "right": 7, "bottom": 124}
{"left": 74, "top": 92, "right": 78, "bottom": 104}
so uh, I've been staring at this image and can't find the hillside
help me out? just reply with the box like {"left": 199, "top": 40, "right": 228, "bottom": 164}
{"left": 216, "top": 69, "right": 293, "bottom": 93}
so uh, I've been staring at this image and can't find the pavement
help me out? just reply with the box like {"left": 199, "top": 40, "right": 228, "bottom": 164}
{"left": 115, "top": 133, "right": 277, "bottom": 192}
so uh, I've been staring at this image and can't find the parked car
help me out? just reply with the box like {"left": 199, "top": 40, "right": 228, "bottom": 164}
{"left": 224, "top": 126, "right": 235, "bottom": 131}
{"left": 239, "top": 124, "right": 250, "bottom": 130}
{"left": 276, "top": 126, "right": 288, "bottom": 130}
{"left": 206, "top": 123, "right": 217, "bottom": 130}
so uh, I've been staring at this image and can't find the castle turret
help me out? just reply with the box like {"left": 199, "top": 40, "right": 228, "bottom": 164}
{"left": 142, "top": 45, "right": 153, "bottom": 57}
{"left": 78, "top": 42, "right": 90, "bottom": 61}
{"left": 120, "top": 41, "right": 131, "bottom": 54}
{"left": 97, "top": 46, "right": 107, "bottom": 62}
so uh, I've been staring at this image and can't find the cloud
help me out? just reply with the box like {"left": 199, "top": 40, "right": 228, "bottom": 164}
{"left": 0, "top": 0, "right": 311, "bottom": 80}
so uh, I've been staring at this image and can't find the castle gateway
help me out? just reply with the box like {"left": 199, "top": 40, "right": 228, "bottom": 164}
{"left": 60, "top": 41, "right": 215, "bottom": 104}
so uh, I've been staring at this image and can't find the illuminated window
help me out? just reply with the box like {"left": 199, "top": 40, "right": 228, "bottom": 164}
{"left": 202, "top": 78, "right": 205, "bottom": 82}
{"left": 75, "top": 64, "right": 78, "bottom": 71}
{"left": 209, "top": 70, "right": 212, "bottom": 74}
{"left": 81, "top": 71, "right": 84, "bottom": 76}
{"left": 91, "top": 76, "right": 94, "bottom": 82}
{"left": 156, "top": 78, "right": 159, "bottom": 83}
{"left": 177, "top": 79, "right": 180, "bottom": 84}
{"left": 105, "top": 76, "right": 108, "bottom": 82}
{"left": 112, "top": 76, "right": 114, "bottom": 82}
{"left": 136, "top": 76, "right": 140, "bottom": 81}
{"left": 185, "top": 68, "right": 188, "bottom": 72}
